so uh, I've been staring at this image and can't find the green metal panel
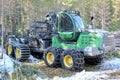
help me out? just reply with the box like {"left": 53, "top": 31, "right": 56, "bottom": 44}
{"left": 52, "top": 37, "right": 76, "bottom": 49}
{"left": 76, "top": 32, "right": 103, "bottom": 49}
{"left": 52, "top": 32, "right": 103, "bottom": 49}
{"left": 58, "top": 32, "right": 73, "bottom": 40}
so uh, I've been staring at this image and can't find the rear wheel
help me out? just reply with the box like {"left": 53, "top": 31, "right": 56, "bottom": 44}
{"left": 60, "top": 49, "right": 84, "bottom": 71}
{"left": 44, "top": 47, "right": 63, "bottom": 67}
{"left": 6, "top": 44, "right": 14, "bottom": 57}
{"left": 15, "top": 45, "right": 30, "bottom": 61}
{"left": 15, "top": 48, "right": 21, "bottom": 59}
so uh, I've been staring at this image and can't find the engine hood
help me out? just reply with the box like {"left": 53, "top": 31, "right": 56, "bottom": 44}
{"left": 85, "top": 29, "right": 110, "bottom": 36}
{"left": 85, "top": 29, "right": 115, "bottom": 53}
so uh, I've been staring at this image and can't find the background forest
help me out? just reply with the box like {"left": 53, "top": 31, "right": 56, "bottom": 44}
{"left": 1, "top": 0, "right": 120, "bottom": 35}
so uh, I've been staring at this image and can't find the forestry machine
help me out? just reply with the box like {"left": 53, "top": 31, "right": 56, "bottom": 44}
{"left": 6, "top": 10, "right": 115, "bottom": 71}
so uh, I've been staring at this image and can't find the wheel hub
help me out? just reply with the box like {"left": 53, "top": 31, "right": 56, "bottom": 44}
{"left": 46, "top": 52, "right": 55, "bottom": 65}
{"left": 8, "top": 45, "right": 12, "bottom": 55}
{"left": 15, "top": 48, "right": 21, "bottom": 59}
{"left": 64, "top": 55, "right": 73, "bottom": 68}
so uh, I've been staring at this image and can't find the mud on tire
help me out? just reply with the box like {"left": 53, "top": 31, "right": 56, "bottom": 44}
{"left": 44, "top": 47, "right": 63, "bottom": 68}
{"left": 60, "top": 49, "right": 84, "bottom": 71}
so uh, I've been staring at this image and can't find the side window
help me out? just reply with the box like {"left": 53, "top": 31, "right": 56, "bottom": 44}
{"left": 60, "top": 13, "right": 73, "bottom": 32}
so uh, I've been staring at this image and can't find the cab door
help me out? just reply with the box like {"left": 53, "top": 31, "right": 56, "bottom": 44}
{"left": 58, "top": 12, "right": 75, "bottom": 41}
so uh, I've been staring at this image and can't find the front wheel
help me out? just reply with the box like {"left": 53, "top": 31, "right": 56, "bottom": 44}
{"left": 60, "top": 49, "right": 84, "bottom": 71}
{"left": 14, "top": 45, "right": 30, "bottom": 61}
{"left": 44, "top": 47, "right": 63, "bottom": 68}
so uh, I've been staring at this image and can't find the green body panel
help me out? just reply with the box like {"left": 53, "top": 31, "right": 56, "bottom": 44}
{"left": 52, "top": 32, "right": 103, "bottom": 49}
{"left": 76, "top": 32, "right": 102, "bottom": 49}
{"left": 58, "top": 32, "right": 73, "bottom": 41}
{"left": 52, "top": 37, "right": 76, "bottom": 49}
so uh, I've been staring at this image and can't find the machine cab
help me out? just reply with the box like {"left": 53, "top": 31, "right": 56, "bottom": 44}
{"left": 58, "top": 10, "right": 84, "bottom": 41}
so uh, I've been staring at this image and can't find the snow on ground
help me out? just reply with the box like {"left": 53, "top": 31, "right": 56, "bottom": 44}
{"left": 58, "top": 70, "right": 109, "bottom": 80}
{"left": 0, "top": 48, "right": 14, "bottom": 78}
{"left": 100, "top": 58, "right": 120, "bottom": 70}
{"left": 36, "top": 70, "right": 109, "bottom": 80}
{"left": 27, "top": 55, "right": 40, "bottom": 63}
{"left": 0, "top": 46, "right": 40, "bottom": 79}
{"left": 0, "top": 55, "right": 14, "bottom": 74}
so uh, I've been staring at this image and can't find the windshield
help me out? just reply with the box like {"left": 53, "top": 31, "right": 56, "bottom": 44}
{"left": 71, "top": 14, "right": 84, "bottom": 32}
{"left": 59, "top": 13, "right": 73, "bottom": 32}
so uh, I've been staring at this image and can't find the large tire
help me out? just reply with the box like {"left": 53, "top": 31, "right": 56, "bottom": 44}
{"left": 85, "top": 54, "right": 104, "bottom": 65}
{"left": 44, "top": 47, "right": 63, "bottom": 68}
{"left": 14, "top": 45, "right": 30, "bottom": 61}
{"left": 60, "top": 49, "right": 84, "bottom": 71}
